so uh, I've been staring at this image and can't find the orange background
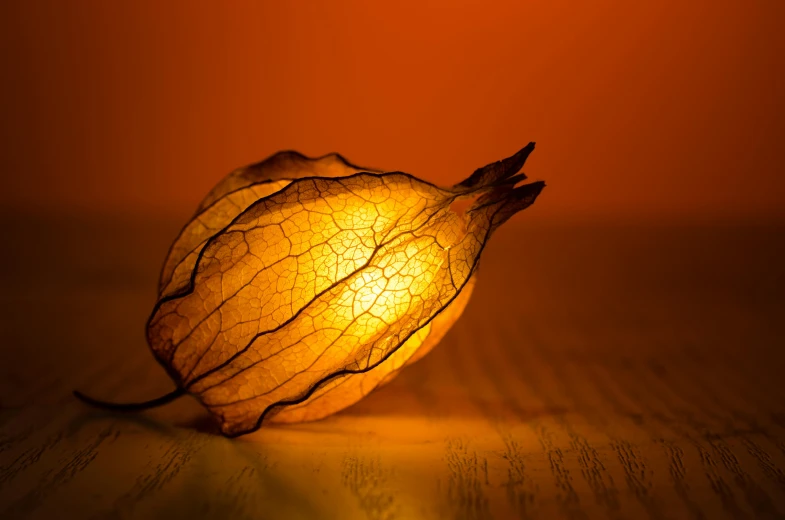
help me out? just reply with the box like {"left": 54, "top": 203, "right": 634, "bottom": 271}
{"left": 1, "top": 0, "right": 783, "bottom": 221}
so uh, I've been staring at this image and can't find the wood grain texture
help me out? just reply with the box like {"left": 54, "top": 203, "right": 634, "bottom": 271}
{"left": 1, "top": 214, "right": 784, "bottom": 520}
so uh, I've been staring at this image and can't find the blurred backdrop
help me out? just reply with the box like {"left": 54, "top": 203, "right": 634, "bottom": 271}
{"left": 1, "top": 0, "right": 784, "bottom": 221}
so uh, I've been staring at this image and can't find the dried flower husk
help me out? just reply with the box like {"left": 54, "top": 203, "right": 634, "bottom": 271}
{"left": 145, "top": 145, "right": 544, "bottom": 436}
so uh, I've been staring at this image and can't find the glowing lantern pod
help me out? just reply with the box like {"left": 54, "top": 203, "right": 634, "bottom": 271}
{"left": 78, "top": 144, "right": 544, "bottom": 437}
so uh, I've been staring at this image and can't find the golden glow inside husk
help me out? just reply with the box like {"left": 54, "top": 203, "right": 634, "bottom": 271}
{"left": 147, "top": 147, "right": 543, "bottom": 436}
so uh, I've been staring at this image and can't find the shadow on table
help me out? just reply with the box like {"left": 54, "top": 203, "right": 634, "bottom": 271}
{"left": 64, "top": 409, "right": 324, "bottom": 520}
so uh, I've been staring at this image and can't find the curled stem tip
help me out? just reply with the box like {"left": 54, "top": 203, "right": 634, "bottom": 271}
{"left": 73, "top": 387, "right": 185, "bottom": 412}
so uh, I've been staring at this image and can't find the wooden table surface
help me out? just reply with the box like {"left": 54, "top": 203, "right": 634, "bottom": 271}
{"left": 1, "top": 214, "right": 784, "bottom": 520}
